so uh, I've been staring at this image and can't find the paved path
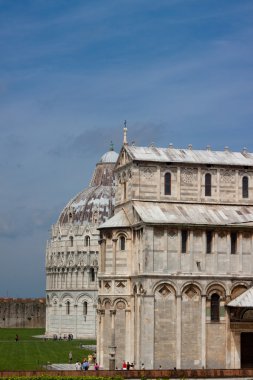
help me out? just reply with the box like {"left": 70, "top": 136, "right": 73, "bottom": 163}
{"left": 47, "top": 363, "right": 95, "bottom": 371}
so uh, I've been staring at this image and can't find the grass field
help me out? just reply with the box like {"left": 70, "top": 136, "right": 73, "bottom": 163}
{"left": 0, "top": 328, "right": 96, "bottom": 371}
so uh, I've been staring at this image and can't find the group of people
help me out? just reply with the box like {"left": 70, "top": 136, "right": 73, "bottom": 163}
{"left": 121, "top": 360, "right": 135, "bottom": 370}
{"left": 74, "top": 353, "right": 99, "bottom": 371}
{"left": 54, "top": 333, "right": 73, "bottom": 340}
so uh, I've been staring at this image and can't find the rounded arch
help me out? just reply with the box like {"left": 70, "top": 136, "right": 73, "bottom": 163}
{"left": 75, "top": 293, "right": 94, "bottom": 304}
{"left": 206, "top": 282, "right": 226, "bottom": 300}
{"left": 181, "top": 281, "right": 203, "bottom": 295}
{"left": 84, "top": 235, "right": 90, "bottom": 247}
{"left": 60, "top": 293, "right": 74, "bottom": 303}
{"left": 230, "top": 282, "right": 249, "bottom": 300}
{"left": 113, "top": 298, "right": 128, "bottom": 309}
{"left": 115, "top": 230, "right": 129, "bottom": 239}
{"left": 50, "top": 292, "right": 59, "bottom": 302}
{"left": 153, "top": 280, "right": 177, "bottom": 295}
{"left": 102, "top": 298, "right": 112, "bottom": 309}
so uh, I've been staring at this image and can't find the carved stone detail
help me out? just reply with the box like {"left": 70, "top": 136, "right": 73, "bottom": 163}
{"left": 159, "top": 285, "right": 171, "bottom": 297}
{"left": 142, "top": 167, "right": 156, "bottom": 179}
{"left": 181, "top": 168, "right": 197, "bottom": 184}
{"left": 221, "top": 169, "right": 235, "bottom": 183}
{"left": 168, "top": 230, "right": 177, "bottom": 239}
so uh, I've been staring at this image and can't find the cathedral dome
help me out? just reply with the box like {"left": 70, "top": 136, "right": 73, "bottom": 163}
{"left": 100, "top": 150, "right": 118, "bottom": 163}
{"left": 57, "top": 148, "right": 118, "bottom": 226}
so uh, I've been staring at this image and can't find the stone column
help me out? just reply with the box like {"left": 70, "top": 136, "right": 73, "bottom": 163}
{"left": 99, "top": 239, "right": 106, "bottom": 273}
{"left": 140, "top": 294, "right": 155, "bottom": 369}
{"left": 176, "top": 294, "right": 182, "bottom": 369}
{"left": 87, "top": 268, "right": 90, "bottom": 288}
{"left": 177, "top": 167, "right": 181, "bottom": 200}
{"left": 94, "top": 267, "right": 98, "bottom": 285}
{"left": 97, "top": 309, "right": 105, "bottom": 369}
{"left": 226, "top": 231, "right": 231, "bottom": 273}
{"left": 157, "top": 166, "right": 161, "bottom": 200}
{"left": 74, "top": 304, "right": 78, "bottom": 339}
{"left": 217, "top": 168, "right": 220, "bottom": 201}
{"left": 197, "top": 167, "right": 201, "bottom": 201}
{"left": 225, "top": 295, "right": 231, "bottom": 368}
{"left": 235, "top": 170, "right": 239, "bottom": 202}
{"left": 177, "top": 230, "right": 182, "bottom": 272}
{"left": 125, "top": 309, "right": 131, "bottom": 362}
{"left": 112, "top": 238, "right": 117, "bottom": 275}
{"left": 59, "top": 303, "right": 62, "bottom": 336}
{"left": 214, "top": 231, "right": 218, "bottom": 273}
{"left": 109, "top": 310, "right": 116, "bottom": 370}
{"left": 201, "top": 294, "right": 206, "bottom": 368}
{"left": 238, "top": 232, "right": 243, "bottom": 272}
{"left": 189, "top": 230, "right": 194, "bottom": 272}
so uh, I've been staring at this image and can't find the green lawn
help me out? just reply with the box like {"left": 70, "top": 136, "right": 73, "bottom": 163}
{"left": 0, "top": 328, "right": 96, "bottom": 371}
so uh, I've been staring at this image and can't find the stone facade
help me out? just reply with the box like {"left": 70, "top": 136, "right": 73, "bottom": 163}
{"left": 97, "top": 140, "right": 253, "bottom": 370}
{"left": 0, "top": 298, "right": 45, "bottom": 328}
{"left": 45, "top": 148, "right": 118, "bottom": 339}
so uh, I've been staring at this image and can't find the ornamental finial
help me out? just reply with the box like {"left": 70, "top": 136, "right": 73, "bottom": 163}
{"left": 123, "top": 120, "right": 128, "bottom": 145}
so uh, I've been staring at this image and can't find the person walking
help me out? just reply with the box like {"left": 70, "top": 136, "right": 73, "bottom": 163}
{"left": 69, "top": 351, "right": 73, "bottom": 363}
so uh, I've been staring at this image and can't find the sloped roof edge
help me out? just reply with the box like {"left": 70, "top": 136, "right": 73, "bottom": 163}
{"left": 227, "top": 287, "right": 253, "bottom": 308}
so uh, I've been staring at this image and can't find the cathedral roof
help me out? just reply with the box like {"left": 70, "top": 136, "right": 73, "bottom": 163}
{"left": 133, "top": 202, "right": 253, "bottom": 226}
{"left": 123, "top": 145, "right": 253, "bottom": 166}
{"left": 99, "top": 201, "right": 253, "bottom": 228}
{"left": 57, "top": 148, "right": 118, "bottom": 226}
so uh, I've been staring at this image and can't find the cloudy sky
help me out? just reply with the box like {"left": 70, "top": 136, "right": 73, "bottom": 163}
{"left": 0, "top": 0, "right": 253, "bottom": 297}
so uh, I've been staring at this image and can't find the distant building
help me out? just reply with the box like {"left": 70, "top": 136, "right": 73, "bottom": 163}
{"left": 0, "top": 298, "right": 45, "bottom": 328}
{"left": 97, "top": 133, "right": 253, "bottom": 369}
{"left": 45, "top": 146, "right": 118, "bottom": 339}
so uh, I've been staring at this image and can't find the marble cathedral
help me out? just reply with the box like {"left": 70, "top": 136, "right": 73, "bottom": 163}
{"left": 45, "top": 146, "right": 118, "bottom": 339}
{"left": 97, "top": 130, "right": 253, "bottom": 370}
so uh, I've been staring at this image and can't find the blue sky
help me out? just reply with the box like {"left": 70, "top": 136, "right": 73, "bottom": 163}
{"left": 0, "top": 0, "right": 253, "bottom": 297}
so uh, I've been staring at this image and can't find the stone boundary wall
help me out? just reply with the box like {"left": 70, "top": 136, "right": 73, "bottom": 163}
{"left": 1, "top": 369, "right": 253, "bottom": 378}
{"left": 0, "top": 298, "right": 45, "bottom": 328}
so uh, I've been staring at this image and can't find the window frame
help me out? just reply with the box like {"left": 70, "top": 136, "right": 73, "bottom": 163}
{"left": 242, "top": 176, "right": 249, "bottom": 198}
{"left": 211, "top": 293, "right": 220, "bottom": 322}
{"left": 205, "top": 173, "right": 212, "bottom": 196}
{"left": 231, "top": 232, "right": 237, "bottom": 254}
{"left": 90, "top": 267, "right": 95, "bottom": 282}
{"left": 164, "top": 172, "right": 171, "bottom": 195}
{"left": 85, "top": 236, "right": 90, "bottom": 247}
{"left": 181, "top": 230, "right": 188, "bottom": 253}
{"left": 66, "top": 301, "right": 70, "bottom": 315}
{"left": 119, "top": 236, "right": 126, "bottom": 251}
{"left": 206, "top": 231, "right": 213, "bottom": 254}
{"left": 83, "top": 301, "right": 88, "bottom": 316}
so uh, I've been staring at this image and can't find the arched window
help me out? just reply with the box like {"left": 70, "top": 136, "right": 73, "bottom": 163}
{"left": 120, "top": 236, "right": 126, "bottom": 251}
{"left": 231, "top": 232, "right": 237, "bottom": 254}
{"left": 83, "top": 301, "right": 88, "bottom": 316}
{"left": 181, "top": 230, "right": 188, "bottom": 253}
{"left": 211, "top": 293, "right": 220, "bottom": 321}
{"left": 205, "top": 173, "right": 212, "bottom": 196}
{"left": 69, "top": 236, "right": 73, "bottom": 247}
{"left": 85, "top": 236, "right": 90, "bottom": 247}
{"left": 206, "top": 231, "right": 213, "bottom": 254}
{"left": 242, "top": 176, "right": 249, "bottom": 198}
{"left": 90, "top": 268, "right": 95, "bottom": 282}
{"left": 164, "top": 172, "right": 171, "bottom": 195}
{"left": 66, "top": 301, "right": 70, "bottom": 315}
